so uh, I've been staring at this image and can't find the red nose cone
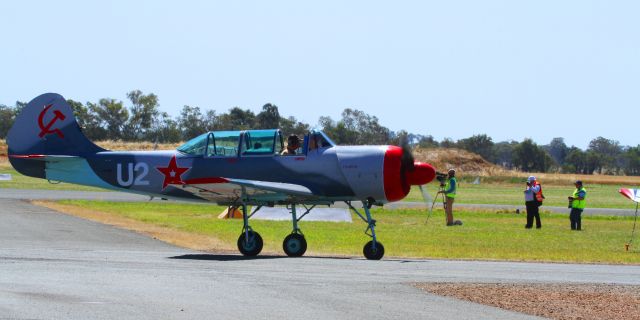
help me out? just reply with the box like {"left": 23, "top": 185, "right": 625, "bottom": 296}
{"left": 383, "top": 146, "right": 409, "bottom": 202}
{"left": 406, "top": 162, "right": 436, "bottom": 185}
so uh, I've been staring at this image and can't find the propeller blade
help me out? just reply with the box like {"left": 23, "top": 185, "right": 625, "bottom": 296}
{"left": 400, "top": 138, "right": 415, "bottom": 172}
{"left": 419, "top": 184, "right": 436, "bottom": 225}
{"left": 419, "top": 184, "right": 432, "bottom": 204}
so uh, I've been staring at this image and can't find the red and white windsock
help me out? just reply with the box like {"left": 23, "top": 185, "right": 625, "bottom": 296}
{"left": 619, "top": 188, "right": 640, "bottom": 203}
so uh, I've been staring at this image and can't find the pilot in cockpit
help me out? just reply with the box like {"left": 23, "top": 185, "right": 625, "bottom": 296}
{"left": 281, "top": 134, "right": 300, "bottom": 156}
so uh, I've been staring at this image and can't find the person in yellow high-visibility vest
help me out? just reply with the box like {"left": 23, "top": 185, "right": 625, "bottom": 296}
{"left": 568, "top": 180, "right": 587, "bottom": 230}
{"left": 438, "top": 169, "right": 462, "bottom": 226}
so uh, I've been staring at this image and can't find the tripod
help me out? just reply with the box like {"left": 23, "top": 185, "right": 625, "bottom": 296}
{"left": 426, "top": 184, "right": 447, "bottom": 225}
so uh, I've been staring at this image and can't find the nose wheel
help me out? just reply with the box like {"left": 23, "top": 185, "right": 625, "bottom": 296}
{"left": 283, "top": 233, "right": 307, "bottom": 257}
{"left": 347, "top": 200, "right": 385, "bottom": 260}
{"left": 363, "top": 240, "right": 384, "bottom": 260}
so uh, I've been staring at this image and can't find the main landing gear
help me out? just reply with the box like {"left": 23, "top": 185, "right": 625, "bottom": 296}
{"left": 347, "top": 200, "right": 385, "bottom": 260}
{"left": 282, "top": 204, "right": 306, "bottom": 257}
{"left": 237, "top": 204, "right": 263, "bottom": 256}
{"left": 282, "top": 204, "right": 316, "bottom": 257}
{"left": 236, "top": 203, "right": 315, "bottom": 257}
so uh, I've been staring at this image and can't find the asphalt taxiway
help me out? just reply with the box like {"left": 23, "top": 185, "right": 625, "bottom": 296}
{"left": 1, "top": 198, "right": 640, "bottom": 319}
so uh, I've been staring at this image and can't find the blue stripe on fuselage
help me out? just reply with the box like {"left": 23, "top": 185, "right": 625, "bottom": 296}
{"left": 45, "top": 156, "right": 121, "bottom": 190}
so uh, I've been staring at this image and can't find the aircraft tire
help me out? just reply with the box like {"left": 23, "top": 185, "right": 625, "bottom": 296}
{"left": 237, "top": 231, "right": 263, "bottom": 256}
{"left": 363, "top": 241, "right": 384, "bottom": 260}
{"left": 283, "top": 233, "right": 307, "bottom": 257}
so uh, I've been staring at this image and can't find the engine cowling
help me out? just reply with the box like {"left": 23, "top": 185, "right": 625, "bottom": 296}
{"left": 335, "top": 145, "right": 436, "bottom": 203}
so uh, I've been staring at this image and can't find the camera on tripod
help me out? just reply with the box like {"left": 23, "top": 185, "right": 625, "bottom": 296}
{"left": 436, "top": 171, "right": 448, "bottom": 187}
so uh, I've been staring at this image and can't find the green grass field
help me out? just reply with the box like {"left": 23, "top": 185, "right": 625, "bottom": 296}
{"left": 407, "top": 183, "right": 637, "bottom": 209}
{"left": 51, "top": 200, "right": 640, "bottom": 264}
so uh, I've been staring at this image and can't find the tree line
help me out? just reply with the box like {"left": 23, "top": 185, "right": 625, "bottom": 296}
{"left": 1, "top": 90, "right": 638, "bottom": 175}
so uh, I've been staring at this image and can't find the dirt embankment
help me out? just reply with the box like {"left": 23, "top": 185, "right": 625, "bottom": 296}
{"left": 414, "top": 147, "right": 506, "bottom": 176}
{"left": 414, "top": 147, "right": 640, "bottom": 185}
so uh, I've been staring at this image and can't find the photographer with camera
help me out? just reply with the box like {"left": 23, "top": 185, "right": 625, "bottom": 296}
{"left": 568, "top": 180, "right": 587, "bottom": 230}
{"left": 524, "top": 176, "right": 543, "bottom": 229}
{"left": 437, "top": 169, "right": 462, "bottom": 226}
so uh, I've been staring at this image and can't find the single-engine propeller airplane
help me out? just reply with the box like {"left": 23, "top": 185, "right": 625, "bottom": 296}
{"left": 8, "top": 93, "right": 437, "bottom": 260}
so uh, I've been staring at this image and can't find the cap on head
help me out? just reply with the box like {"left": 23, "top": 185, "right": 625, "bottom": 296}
{"left": 448, "top": 169, "right": 456, "bottom": 175}
{"left": 527, "top": 176, "right": 536, "bottom": 182}
{"left": 575, "top": 180, "right": 583, "bottom": 185}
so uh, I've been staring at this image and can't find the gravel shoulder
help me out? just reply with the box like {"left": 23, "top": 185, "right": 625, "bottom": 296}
{"left": 415, "top": 283, "right": 640, "bottom": 320}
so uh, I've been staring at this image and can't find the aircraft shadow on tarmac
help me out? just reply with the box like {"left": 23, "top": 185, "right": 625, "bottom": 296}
{"left": 169, "top": 254, "right": 287, "bottom": 261}
{"left": 167, "top": 254, "right": 370, "bottom": 261}
{"left": 168, "top": 254, "right": 358, "bottom": 261}
{"left": 168, "top": 254, "right": 430, "bottom": 263}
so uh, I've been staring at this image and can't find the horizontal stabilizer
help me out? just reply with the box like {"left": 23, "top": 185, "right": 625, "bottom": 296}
{"left": 9, "top": 154, "right": 80, "bottom": 161}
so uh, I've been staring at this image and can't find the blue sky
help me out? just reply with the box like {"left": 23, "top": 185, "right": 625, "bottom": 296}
{"left": 1, "top": 1, "right": 638, "bottom": 149}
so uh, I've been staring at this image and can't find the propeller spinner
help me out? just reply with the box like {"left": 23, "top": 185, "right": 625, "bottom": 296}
{"left": 400, "top": 142, "right": 436, "bottom": 185}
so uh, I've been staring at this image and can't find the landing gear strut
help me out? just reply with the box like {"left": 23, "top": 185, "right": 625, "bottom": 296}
{"left": 282, "top": 204, "right": 312, "bottom": 257}
{"left": 236, "top": 204, "right": 263, "bottom": 256}
{"left": 347, "top": 200, "right": 385, "bottom": 260}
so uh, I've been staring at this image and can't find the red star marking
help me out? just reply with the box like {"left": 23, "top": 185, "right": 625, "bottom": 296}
{"left": 156, "top": 155, "right": 190, "bottom": 189}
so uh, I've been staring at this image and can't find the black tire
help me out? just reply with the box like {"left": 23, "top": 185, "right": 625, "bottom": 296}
{"left": 283, "top": 233, "right": 307, "bottom": 257}
{"left": 363, "top": 240, "right": 384, "bottom": 260}
{"left": 237, "top": 231, "right": 263, "bottom": 256}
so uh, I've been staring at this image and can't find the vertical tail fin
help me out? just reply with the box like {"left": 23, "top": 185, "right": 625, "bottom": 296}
{"left": 7, "top": 93, "right": 105, "bottom": 178}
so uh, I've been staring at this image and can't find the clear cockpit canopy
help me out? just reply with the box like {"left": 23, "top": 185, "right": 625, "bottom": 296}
{"left": 177, "top": 129, "right": 335, "bottom": 156}
{"left": 240, "top": 129, "right": 282, "bottom": 156}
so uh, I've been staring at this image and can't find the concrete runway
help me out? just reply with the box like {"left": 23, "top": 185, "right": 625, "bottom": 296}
{"left": 2, "top": 199, "right": 640, "bottom": 319}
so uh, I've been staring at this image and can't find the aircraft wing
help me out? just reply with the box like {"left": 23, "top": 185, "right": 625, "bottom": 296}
{"left": 173, "top": 177, "right": 317, "bottom": 204}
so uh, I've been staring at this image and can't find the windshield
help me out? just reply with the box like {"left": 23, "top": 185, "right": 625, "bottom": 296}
{"left": 177, "top": 133, "right": 208, "bottom": 155}
{"left": 307, "top": 130, "right": 335, "bottom": 152}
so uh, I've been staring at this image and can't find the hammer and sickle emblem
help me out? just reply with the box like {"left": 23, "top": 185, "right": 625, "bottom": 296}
{"left": 38, "top": 104, "right": 66, "bottom": 138}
